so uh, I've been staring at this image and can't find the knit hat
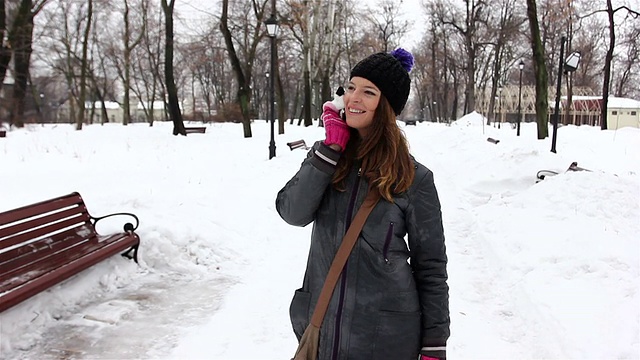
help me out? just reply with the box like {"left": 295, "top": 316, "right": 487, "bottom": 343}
{"left": 350, "top": 48, "right": 414, "bottom": 115}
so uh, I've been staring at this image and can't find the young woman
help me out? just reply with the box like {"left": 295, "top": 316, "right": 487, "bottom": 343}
{"left": 276, "top": 48, "right": 450, "bottom": 360}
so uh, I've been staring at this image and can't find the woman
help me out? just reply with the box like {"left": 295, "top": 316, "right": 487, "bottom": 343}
{"left": 276, "top": 48, "right": 450, "bottom": 360}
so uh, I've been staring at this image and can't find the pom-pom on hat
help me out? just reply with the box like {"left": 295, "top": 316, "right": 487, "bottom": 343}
{"left": 349, "top": 48, "right": 414, "bottom": 115}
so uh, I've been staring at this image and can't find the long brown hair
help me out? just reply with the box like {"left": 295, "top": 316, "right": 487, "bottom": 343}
{"left": 332, "top": 95, "right": 415, "bottom": 202}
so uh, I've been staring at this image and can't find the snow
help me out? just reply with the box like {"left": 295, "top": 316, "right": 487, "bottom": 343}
{"left": 0, "top": 113, "right": 638, "bottom": 360}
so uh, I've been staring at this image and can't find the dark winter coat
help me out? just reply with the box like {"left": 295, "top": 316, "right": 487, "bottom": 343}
{"left": 276, "top": 142, "right": 450, "bottom": 360}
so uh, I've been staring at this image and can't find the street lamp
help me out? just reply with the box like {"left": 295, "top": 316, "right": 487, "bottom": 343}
{"left": 517, "top": 60, "right": 524, "bottom": 136}
{"left": 265, "top": 13, "right": 279, "bottom": 159}
{"left": 433, "top": 101, "right": 437, "bottom": 122}
{"left": 497, "top": 85, "right": 503, "bottom": 129}
{"left": 551, "top": 36, "right": 581, "bottom": 153}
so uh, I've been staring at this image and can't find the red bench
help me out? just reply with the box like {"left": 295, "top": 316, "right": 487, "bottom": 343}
{"left": 286, "top": 139, "right": 309, "bottom": 150}
{"left": 185, "top": 126, "right": 207, "bottom": 134}
{"left": 0, "top": 192, "right": 140, "bottom": 312}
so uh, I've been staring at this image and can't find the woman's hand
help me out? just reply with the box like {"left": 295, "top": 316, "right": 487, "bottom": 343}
{"left": 322, "top": 101, "right": 350, "bottom": 152}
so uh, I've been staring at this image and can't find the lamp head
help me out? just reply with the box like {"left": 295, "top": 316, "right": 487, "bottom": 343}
{"left": 265, "top": 14, "right": 279, "bottom": 37}
{"left": 519, "top": 60, "right": 524, "bottom": 70}
{"left": 564, "top": 52, "right": 581, "bottom": 72}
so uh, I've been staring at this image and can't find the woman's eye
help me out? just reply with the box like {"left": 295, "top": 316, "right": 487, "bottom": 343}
{"left": 365, "top": 90, "right": 375, "bottom": 96}
{"left": 346, "top": 85, "right": 355, "bottom": 92}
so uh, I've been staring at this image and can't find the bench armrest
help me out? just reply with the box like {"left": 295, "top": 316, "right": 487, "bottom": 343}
{"left": 91, "top": 212, "right": 140, "bottom": 232}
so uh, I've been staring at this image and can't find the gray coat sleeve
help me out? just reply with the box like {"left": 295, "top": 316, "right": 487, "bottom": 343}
{"left": 275, "top": 141, "right": 342, "bottom": 227}
{"left": 406, "top": 169, "right": 450, "bottom": 358}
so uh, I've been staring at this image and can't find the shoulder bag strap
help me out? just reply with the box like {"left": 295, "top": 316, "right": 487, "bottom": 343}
{"left": 309, "top": 188, "right": 380, "bottom": 328}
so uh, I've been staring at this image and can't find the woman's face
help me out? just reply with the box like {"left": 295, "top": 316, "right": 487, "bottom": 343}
{"left": 344, "top": 76, "right": 380, "bottom": 137}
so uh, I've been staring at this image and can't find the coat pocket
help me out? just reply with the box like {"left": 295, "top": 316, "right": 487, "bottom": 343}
{"left": 371, "top": 291, "right": 421, "bottom": 360}
{"left": 371, "top": 310, "right": 421, "bottom": 360}
{"left": 289, "top": 288, "right": 311, "bottom": 341}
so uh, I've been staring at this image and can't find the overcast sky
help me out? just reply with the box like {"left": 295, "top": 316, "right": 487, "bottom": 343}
{"left": 173, "top": 0, "right": 426, "bottom": 48}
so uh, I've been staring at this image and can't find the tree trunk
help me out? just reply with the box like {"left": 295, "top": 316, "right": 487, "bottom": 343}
{"left": 220, "top": 0, "right": 252, "bottom": 137}
{"left": 601, "top": 0, "right": 615, "bottom": 130}
{"left": 0, "top": 0, "right": 12, "bottom": 91}
{"left": 161, "top": 0, "right": 185, "bottom": 135}
{"left": 275, "top": 40, "right": 285, "bottom": 134}
{"left": 10, "top": 0, "right": 33, "bottom": 128}
{"left": 303, "top": 69, "right": 311, "bottom": 126}
{"left": 77, "top": 0, "right": 92, "bottom": 130}
{"left": 526, "top": 0, "right": 549, "bottom": 139}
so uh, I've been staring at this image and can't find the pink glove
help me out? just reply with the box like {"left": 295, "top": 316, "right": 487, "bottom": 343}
{"left": 420, "top": 356, "right": 440, "bottom": 360}
{"left": 322, "top": 101, "right": 350, "bottom": 152}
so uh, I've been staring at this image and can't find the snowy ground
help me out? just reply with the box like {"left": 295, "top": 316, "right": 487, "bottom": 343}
{"left": 0, "top": 113, "right": 638, "bottom": 360}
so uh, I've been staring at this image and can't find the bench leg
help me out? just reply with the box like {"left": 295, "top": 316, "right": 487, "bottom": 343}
{"left": 121, "top": 243, "right": 139, "bottom": 263}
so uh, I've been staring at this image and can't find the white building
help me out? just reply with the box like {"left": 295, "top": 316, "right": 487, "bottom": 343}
{"left": 606, "top": 97, "right": 640, "bottom": 130}
{"left": 563, "top": 96, "right": 640, "bottom": 130}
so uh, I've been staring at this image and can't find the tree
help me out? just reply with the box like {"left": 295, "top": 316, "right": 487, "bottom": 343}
{"left": 161, "top": 0, "right": 185, "bottom": 135}
{"left": 600, "top": 1, "right": 639, "bottom": 130}
{"left": 8, "top": 0, "right": 48, "bottom": 127}
{"left": 75, "top": 0, "right": 92, "bottom": 130}
{"left": 436, "top": 0, "right": 488, "bottom": 114}
{"left": 613, "top": 22, "right": 639, "bottom": 98}
{"left": 484, "top": 0, "right": 523, "bottom": 126}
{"left": 526, "top": 0, "right": 549, "bottom": 139}
{"left": 220, "top": 0, "right": 270, "bottom": 137}
{"left": 120, "top": 0, "right": 146, "bottom": 125}
{"left": 368, "top": 0, "right": 408, "bottom": 53}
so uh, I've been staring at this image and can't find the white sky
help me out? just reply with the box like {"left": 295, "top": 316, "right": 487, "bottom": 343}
{"left": 1, "top": 113, "right": 638, "bottom": 359}
{"left": 174, "top": 0, "right": 426, "bottom": 47}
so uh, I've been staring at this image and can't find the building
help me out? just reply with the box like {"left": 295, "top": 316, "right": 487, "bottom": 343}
{"left": 565, "top": 96, "right": 640, "bottom": 129}
{"left": 57, "top": 100, "right": 123, "bottom": 123}
{"left": 475, "top": 86, "right": 640, "bottom": 130}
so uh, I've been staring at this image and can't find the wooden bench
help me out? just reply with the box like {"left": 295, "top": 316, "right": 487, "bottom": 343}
{"left": 185, "top": 126, "right": 207, "bottom": 134}
{"left": 287, "top": 139, "right": 309, "bottom": 150}
{"left": 0, "top": 192, "right": 140, "bottom": 312}
{"left": 402, "top": 119, "right": 417, "bottom": 126}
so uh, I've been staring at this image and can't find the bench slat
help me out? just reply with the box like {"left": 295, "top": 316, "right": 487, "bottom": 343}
{"left": 0, "top": 233, "right": 136, "bottom": 291}
{"left": 0, "top": 193, "right": 84, "bottom": 226}
{"left": 0, "top": 214, "right": 91, "bottom": 251}
{"left": 0, "top": 233, "right": 139, "bottom": 312}
{"left": 0, "top": 192, "right": 140, "bottom": 313}
{"left": 0, "top": 225, "right": 94, "bottom": 273}
{"left": 0, "top": 205, "right": 90, "bottom": 240}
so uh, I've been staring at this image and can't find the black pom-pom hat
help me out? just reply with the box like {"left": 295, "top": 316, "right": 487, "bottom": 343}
{"left": 349, "top": 48, "right": 414, "bottom": 115}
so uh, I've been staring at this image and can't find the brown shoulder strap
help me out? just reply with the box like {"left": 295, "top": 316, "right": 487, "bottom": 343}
{"left": 309, "top": 189, "right": 380, "bottom": 327}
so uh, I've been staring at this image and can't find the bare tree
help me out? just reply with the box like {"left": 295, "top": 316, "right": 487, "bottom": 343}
{"left": 161, "top": 0, "right": 185, "bottom": 135}
{"left": 8, "top": 0, "right": 48, "bottom": 127}
{"left": 367, "top": 0, "right": 409, "bottom": 53}
{"left": 613, "top": 22, "right": 639, "bottom": 98}
{"left": 600, "top": 1, "right": 639, "bottom": 129}
{"left": 133, "top": 4, "right": 166, "bottom": 126}
{"left": 75, "top": 0, "right": 92, "bottom": 130}
{"left": 484, "top": 0, "right": 523, "bottom": 125}
{"left": 526, "top": 0, "right": 549, "bottom": 139}
{"left": 435, "top": 0, "right": 488, "bottom": 114}
{"left": 220, "top": 0, "right": 270, "bottom": 137}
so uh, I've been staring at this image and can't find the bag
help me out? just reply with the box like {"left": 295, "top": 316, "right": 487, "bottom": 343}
{"left": 291, "top": 189, "right": 379, "bottom": 360}
{"left": 292, "top": 324, "right": 320, "bottom": 360}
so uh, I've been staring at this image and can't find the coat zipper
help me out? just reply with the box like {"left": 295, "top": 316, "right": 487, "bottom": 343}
{"left": 383, "top": 222, "right": 394, "bottom": 263}
{"left": 331, "top": 167, "right": 362, "bottom": 360}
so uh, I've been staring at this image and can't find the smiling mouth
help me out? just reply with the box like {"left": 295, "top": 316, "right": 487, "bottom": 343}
{"left": 348, "top": 108, "right": 365, "bottom": 114}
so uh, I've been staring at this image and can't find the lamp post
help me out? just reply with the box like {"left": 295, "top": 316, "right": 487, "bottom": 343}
{"left": 551, "top": 36, "right": 581, "bottom": 153}
{"left": 433, "top": 101, "right": 438, "bottom": 122}
{"left": 39, "top": 93, "right": 45, "bottom": 123}
{"left": 265, "top": 14, "right": 279, "bottom": 159}
{"left": 497, "top": 85, "right": 503, "bottom": 129}
{"left": 517, "top": 60, "right": 524, "bottom": 136}
{"left": 265, "top": 72, "right": 269, "bottom": 120}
